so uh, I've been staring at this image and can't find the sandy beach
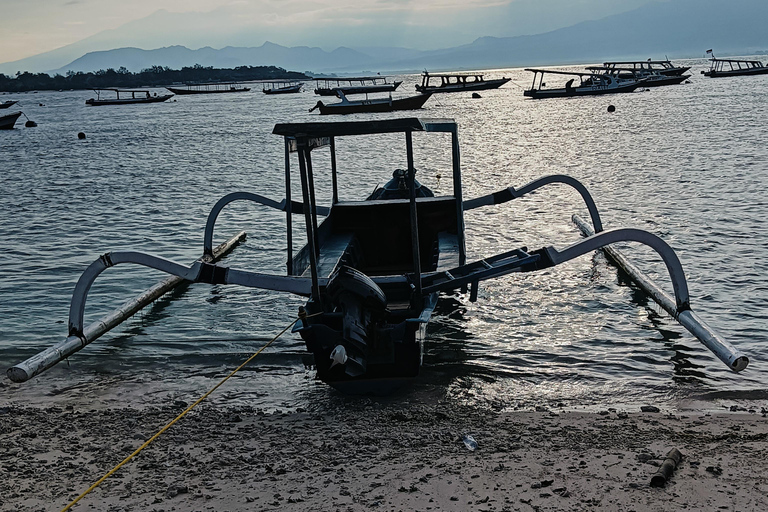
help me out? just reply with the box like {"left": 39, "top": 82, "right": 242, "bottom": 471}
{"left": 2, "top": 380, "right": 767, "bottom": 512}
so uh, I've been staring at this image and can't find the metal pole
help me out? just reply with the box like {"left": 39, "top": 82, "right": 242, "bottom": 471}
{"left": 330, "top": 137, "right": 339, "bottom": 204}
{"left": 285, "top": 138, "right": 294, "bottom": 274}
{"left": 406, "top": 131, "right": 422, "bottom": 302}
{"left": 296, "top": 139, "right": 321, "bottom": 301}
{"left": 451, "top": 127, "right": 466, "bottom": 266}
{"left": 305, "top": 148, "right": 321, "bottom": 259}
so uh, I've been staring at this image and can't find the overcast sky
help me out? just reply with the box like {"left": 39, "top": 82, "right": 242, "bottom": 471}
{"left": 0, "top": 0, "right": 656, "bottom": 64}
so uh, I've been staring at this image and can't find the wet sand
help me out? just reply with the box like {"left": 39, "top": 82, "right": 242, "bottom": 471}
{"left": 2, "top": 390, "right": 768, "bottom": 512}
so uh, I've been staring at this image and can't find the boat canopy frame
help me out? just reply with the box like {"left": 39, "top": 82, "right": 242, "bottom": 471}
{"left": 271, "top": 118, "right": 466, "bottom": 303}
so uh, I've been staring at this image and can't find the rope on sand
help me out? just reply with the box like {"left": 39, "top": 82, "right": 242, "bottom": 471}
{"left": 60, "top": 310, "right": 314, "bottom": 512}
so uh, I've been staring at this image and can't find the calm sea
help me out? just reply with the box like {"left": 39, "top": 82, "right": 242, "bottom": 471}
{"left": 2, "top": 58, "right": 766, "bottom": 412}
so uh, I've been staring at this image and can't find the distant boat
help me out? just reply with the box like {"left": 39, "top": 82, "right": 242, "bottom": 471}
{"left": 309, "top": 91, "right": 432, "bottom": 115}
{"left": 601, "top": 60, "right": 691, "bottom": 77}
{"left": 702, "top": 55, "right": 768, "bottom": 78}
{"left": 0, "top": 100, "right": 18, "bottom": 109}
{"left": 0, "top": 111, "right": 22, "bottom": 129}
{"left": 523, "top": 69, "right": 645, "bottom": 99}
{"left": 262, "top": 80, "right": 304, "bottom": 95}
{"left": 415, "top": 71, "right": 510, "bottom": 93}
{"left": 165, "top": 83, "right": 251, "bottom": 95}
{"left": 85, "top": 89, "right": 174, "bottom": 106}
{"left": 585, "top": 66, "right": 690, "bottom": 87}
{"left": 314, "top": 76, "right": 402, "bottom": 96}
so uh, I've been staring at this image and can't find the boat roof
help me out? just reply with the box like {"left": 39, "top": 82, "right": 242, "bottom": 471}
{"left": 603, "top": 60, "right": 674, "bottom": 65}
{"left": 93, "top": 88, "right": 152, "bottom": 92}
{"left": 422, "top": 71, "right": 486, "bottom": 77}
{"left": 273, "top": 118, "right": 456, "bottom": 138}
{"left": 710, "top": 58, "right": 764, "bottom": 64}
{"left": 525, "top": 68, "right": 606, "bottom": 77}
{"left": 314, "top": 76, "right": 391, "bottom": 81}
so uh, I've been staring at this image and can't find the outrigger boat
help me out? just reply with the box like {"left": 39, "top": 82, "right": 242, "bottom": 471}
{"left": 313, "top": 76, "right": 402, "bottom": 97}
{"left": 415, "top": 71, "right": 510, "bottom": 94}
{"left": 262, "top": 80, "right": 304, "bottom": 94}
{"left": 524, "top": 69, "right": 645, "bottom": 99}
{"left": 165, "top": 83, "right": 251, "bottom": 94}
{"left": 7, "top": 118, "right": 748, "bottom": 394}
{"left": 585, "top": 66, "right": 690, "bottom": 87}
{"left": 702, "top": 55, "right": 768, "bottom": 78}
{"left": 309, "top": 91, "right": 432, "bottom": 115}
{"left": 0, "top": 100, "right": 18, "bottom": 109}
{"left": 601, "top": 60, "right": 691, "bottom": 77}
{"left": 85, "top": 89, "right": 173, "bottom": 106}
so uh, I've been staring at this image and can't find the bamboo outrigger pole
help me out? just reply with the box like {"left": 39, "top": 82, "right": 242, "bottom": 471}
{"left": 573, "top": 215, "right": 748, "bottom": 372}
{"left": 7, "top": 231, "right": 247, "bottom": 383}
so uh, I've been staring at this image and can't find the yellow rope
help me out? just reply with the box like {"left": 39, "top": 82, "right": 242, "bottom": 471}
{"left": 61, "top": 313, "right": 310, "bottom": 511}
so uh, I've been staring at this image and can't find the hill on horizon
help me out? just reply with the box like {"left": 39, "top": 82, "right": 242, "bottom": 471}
{"left": 1, "top": 0, "right": 767, "bottom": 76}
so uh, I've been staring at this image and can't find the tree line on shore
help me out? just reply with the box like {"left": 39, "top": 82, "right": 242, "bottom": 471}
{"left": 0, "top": 64, "right": 310, "bottom": 92}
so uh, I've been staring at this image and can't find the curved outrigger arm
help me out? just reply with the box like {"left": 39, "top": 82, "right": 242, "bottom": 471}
{"left": 463, "top": 174, "right": 604, "bottom": 233}
{"left": 203, "top": 191, "right": 330, "bottom": 257}
{"left": 7, "top": 250, "right": 315, "bottom": 384}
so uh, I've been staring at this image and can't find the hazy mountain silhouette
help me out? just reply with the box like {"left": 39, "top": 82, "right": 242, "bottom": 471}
{"left": 2, "top": 0, "right": 766, "bottom": 76}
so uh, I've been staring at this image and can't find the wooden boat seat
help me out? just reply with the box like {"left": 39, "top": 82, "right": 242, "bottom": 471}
{"left": 301, "top": 232, "right": 355, "bottom": 278}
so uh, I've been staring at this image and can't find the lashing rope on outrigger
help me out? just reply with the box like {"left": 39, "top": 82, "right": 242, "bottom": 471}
{"left": 60, "top": 310, "right": 316, "bottom": 512}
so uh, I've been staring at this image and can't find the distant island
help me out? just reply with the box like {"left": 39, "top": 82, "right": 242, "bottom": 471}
{"left": 0, "top": 64, "right": 309, "bottom": 92}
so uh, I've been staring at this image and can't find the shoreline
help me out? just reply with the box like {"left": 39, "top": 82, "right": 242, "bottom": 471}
{"left": 2, "top": 397, "right": 767, "bottom": 511}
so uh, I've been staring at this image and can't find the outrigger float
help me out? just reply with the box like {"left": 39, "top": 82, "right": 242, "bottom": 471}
{"left": 8, "top": 118, "right": 748, "bottom": 393}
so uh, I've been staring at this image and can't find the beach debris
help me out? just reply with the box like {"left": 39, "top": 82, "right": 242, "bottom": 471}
{"left": 650, "top": 448, "right": 683, "bottom": 487}
{"left": 462, "top": 434, "right": 478, "bottom": 451}
{"left": 641, "top": 405, "right": 660, "bottom": 413}
{"left": 706, "top": 465, "right": 723, "bottom": 476}
{"left": 531, "top": 479, "right": 554, "bottom": 489}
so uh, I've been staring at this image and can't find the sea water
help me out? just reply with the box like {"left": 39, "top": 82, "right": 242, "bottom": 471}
{"left": 1, "top": 58, "right": 766, "bottom": 413}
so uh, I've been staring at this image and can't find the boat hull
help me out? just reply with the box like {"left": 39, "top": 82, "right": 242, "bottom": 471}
{"left": 296, "top": 292, "right": 435, "bottom": 395}
{"left": 0, "top": 111, "right": 22, "bottom": 129}
{"left": 85, "top": 94, "right": 174, "bottom": 106}
{"left": 0, "top": 100, "right": 18, "bottom": 109}
{"left": 524, "top": 81, "right": 642, "bottom": 99}
{"left": 316, "top": 93, "right": 432, "bottom": 115}
{"left": 263, "top": 85, "right": 302, "bottom": 94}
{"left": 165, "top": 87, "right": 250, "bottom": 95}
{"left": 315, "top": 81, "right": 403, "bottom": 96}
{"left": 703, "top": 67, "right": 768, "bottom": 78}
{"left": 416, "top": 77, "right": 510, "bottom": 93}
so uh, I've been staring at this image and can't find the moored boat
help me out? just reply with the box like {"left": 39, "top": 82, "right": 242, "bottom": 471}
{"left": 415, "top": 71, "right": 510, "bottom": 93}
{"left": 585, "top": 66, "right": 690, "bottom": 87}
{"left": 523, "top": 69, "right": 645, "bottom": 99}
{"left": 85, "top": 89, "right": 174, "bottom": 106}
{"left": 309, "top": 91, "right": 432, "bottom": 115}
{"left": 702, "top": 54, "right": 768, "bottom": 77}
{"left": 313, "top": 76, "right": 402, "bottom": 96}
{"left": 262, "top": 80, "right": 304, "bottom": 94}
{"left": 0, "top": 100, "right": 19, "bottom": 109}
{"left": 7, "top": 117, "right": 749, "bottom": 395}
{"left": 165, "top": 83, "right": 251, "bottom": 94}
{"left": 0, "top": 111, "right": 22, "bottom": 129}
{"left": 601, "top": 60, "right": 691, "bottom": 77}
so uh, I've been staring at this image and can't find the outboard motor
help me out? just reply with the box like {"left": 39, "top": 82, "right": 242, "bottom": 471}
{"left": 325, "top": 266, "right": 388, "bottom": 377}
{"left": 367, "top": 169, "right": 434, "bottom": 200}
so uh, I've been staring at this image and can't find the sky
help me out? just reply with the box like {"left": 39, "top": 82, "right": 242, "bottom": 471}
{"left": 0, "top": 0, "right": 655, "bottom": 65}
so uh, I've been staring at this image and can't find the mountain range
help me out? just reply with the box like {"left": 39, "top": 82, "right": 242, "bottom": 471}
{"left": 2, "top": 0, "right": 767, "bottom": 76}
